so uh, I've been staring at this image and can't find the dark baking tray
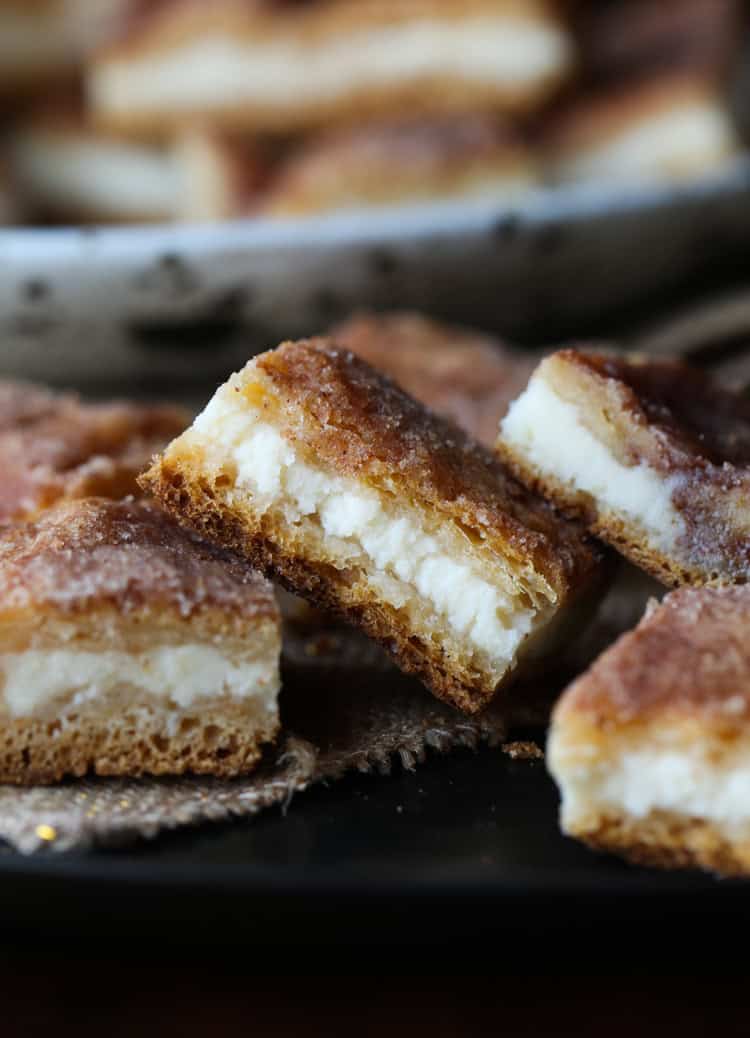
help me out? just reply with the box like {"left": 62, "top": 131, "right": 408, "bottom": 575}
{"left": 1, "top": 744, "right": 747, "bottom": 957}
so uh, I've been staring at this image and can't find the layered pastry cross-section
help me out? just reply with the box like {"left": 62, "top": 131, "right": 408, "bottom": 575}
{"left": 142, "top": 338, "right": 605, "bottom": 714}
{"left": 332, "top": 311, "right": 536, "bottom": 447}
{"left": 497, "top": 349, "right": 750, "bottom": 586}
{"left": 549, "top": 585, "right": 750, "bottom": 876}
{"left": 0, "top": 378, "right": 188, "bottom": 522}
{"left": 89, "top": 0, "right": 574, "bottom": 134}
{"left": 0, "top": 497, "right": 281, "bottom": 784}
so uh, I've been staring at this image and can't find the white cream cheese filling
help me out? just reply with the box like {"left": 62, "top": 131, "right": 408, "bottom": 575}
{"left": 553, "top": 743, "right": 750, "bottom": 839}
{"left": 1, "top": 644, "right": 280, "bottom": 717}
{"left": 500, "top": 374, "right": 687, "bottom": 553}
{"left": 191, "top": 391, "right": 543, "bottom": 670}
{"left": 12, "top": 132, "right": 182, "bottom": 219}
{"left": 555, "top": 102, "right": 737, "bottom": 184}
{"left": 91, "top": 17, "right": 571, "bottom": 117}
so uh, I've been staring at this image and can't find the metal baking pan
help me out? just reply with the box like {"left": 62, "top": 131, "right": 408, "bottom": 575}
{"left": 2, "top": 157, "right": 750, "bottom": 386}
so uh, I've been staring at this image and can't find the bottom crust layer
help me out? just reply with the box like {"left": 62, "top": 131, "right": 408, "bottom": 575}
{"left": 0, "top": 699, "right": 279, "bottom": 785}
{"left": 570, "top": 810, "right": 750, "bottom": 877}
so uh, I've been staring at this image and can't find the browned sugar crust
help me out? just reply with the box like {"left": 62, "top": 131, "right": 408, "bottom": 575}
{"left": 332, "top": 311, "right": 536, "bottom": 446}
{"left": 573, "top": 811, "right": 750, "bottom": 877}
{"left": 556, "top": 585, "right": 750, "bottom": 731}
{"left": 252, "top": 339, "right": 599, "bottom": 596}
{"left": 0, "top": 383, "right": 188, "bottom": 522}
{"left": 262, "top": 114, "right": 532, "bottom": 216}
{"left": 567, "top": 351, "right": 750, "bottom": 466}
{"left": 142, "top": 338, "right": 604, "bottom": 713}
{"left": 0, "top": 496, "right": 277, "bottom": 623}
{"left": 0, "top": 699, "right": 278, "bottom": 785}
{"left": 497, "top": 349, "right": 750, "bottom": 586}
{"left": 92, "top": 0, "right": 570, "bottom": 134}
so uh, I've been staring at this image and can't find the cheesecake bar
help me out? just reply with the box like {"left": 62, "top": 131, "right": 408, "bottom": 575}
{"left": 549, "top": 585, "right": 750, "bottom": 876}
{"left": 89, "top": 0, "right": 574, "bottom": 134}
{"left": 498, "top": 349, "right": 750, "bottom": 586}
{"left": 261, "top": 114, "right": 535, "bottom": 216}
{"left": 0, "top": 497, "right": 281, "bottom": 784}
{"left": 332, "top": 311, "right": 536, "bottom": 447}
{"left": 0, "top": 379, "right": 187, "bottom": 521}
{"left": 546, "top": 72, "right": 739, "bottom": 185}
{"left": 142, "top": 338, "right": 604, "bottom": 714}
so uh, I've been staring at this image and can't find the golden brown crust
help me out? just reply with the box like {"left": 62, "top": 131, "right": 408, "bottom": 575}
{"left": 0, "top": 700, "right": 278, "bottom": 785}
{"left": 0, "top": 497, "right": 277, "bottom": 622}
{"left": 245, "top": 339, "right": 601, "bottom": 597}
{"left": 0, "top": 384, "right": 188, "bottom": 521}
{"left": 572, "top": 810, "right": 750, "bottom": 877}
{"left": 562, "top": 350, "right": 750, "bottom": 466}
{"left": 332, "top": 311, "right": 536, "bottom": 446}
{"left": 262, "top": 114, "right": 533, "bottom": 216}
{"left": 497, "top": 349, "right": 750, "bottom": 586}
{"left": 556, "top": 585, "right": 750, "bottom": 730}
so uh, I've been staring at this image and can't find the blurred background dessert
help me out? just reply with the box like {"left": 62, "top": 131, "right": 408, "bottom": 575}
{"left": 0, "top": 0, "right": 746, "bottom": 226}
